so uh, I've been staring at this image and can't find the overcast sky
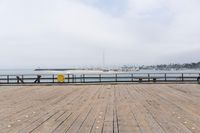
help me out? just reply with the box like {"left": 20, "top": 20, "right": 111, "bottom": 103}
{"left": 0, "top": 0, "right": 200, "bottom": 68}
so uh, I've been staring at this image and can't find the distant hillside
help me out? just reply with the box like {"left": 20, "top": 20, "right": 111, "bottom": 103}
{"left": 142, "top": 62, "right": 200, "bottom": 70}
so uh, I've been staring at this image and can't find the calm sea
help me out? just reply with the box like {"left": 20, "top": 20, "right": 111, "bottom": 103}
{"left": 0, "top": 69, "right": 199, "bottom": 75}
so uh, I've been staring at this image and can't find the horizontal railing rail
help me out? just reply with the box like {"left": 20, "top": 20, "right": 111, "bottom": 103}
{"left": 0, "top": 73, "right": 200, "bottom": 84}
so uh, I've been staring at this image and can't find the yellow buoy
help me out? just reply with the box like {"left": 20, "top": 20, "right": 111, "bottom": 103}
{"left": 57, "top": 74, "right": 65, "bottom": 83}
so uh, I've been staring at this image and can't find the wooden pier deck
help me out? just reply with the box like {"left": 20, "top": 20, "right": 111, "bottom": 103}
{"left": 0, "top": 84, "right": 200, "bottom": 133}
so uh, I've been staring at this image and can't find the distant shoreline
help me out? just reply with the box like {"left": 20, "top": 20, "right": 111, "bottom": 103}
{"left": 34, "top": 69, "right": 79, "bottom": 71}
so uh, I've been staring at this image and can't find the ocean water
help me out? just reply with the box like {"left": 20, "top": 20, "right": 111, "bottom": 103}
{"left": 0, "top": 69, "right": 199, "bottom": 75}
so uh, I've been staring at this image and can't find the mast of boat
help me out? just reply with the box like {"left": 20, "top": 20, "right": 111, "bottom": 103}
{"left": 102, "top": 50, "right": 105, "bottom": 69}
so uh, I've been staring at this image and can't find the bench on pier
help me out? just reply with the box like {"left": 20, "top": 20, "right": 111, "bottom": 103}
{"left": 16, "top": 75, "right": 42, "bottom": 84}
{"left": 34, "top": 75, "right": 41, "bottom": 83}
{"left": 16, "top": 76, "right": 24, "bottom": 84}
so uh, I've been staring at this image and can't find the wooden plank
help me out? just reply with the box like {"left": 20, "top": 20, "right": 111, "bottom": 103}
{"left": 89, "top": 87, "right": 109, "bottom": 133}
{"left": 77, "top": 87, "right": 103, "bottom": 133}
{"left": 130, "top": 85, "right": 196, "bottom": 133}
{"left": 102, "top": 87, "right": 115, "bottom": 133}
{"left": 116, "top": 85, "right": 144, "bottom": 133}
{"left": 19, "top": 109, "right": 60, "bottom": 133}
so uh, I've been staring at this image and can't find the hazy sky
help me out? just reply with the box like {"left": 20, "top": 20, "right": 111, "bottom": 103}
{"left": 0, "top": 0, "right": 200, "bottom": 68}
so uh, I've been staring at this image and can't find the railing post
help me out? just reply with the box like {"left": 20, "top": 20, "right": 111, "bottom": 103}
{"left": 99, "top": 74, "right": 101, "bottom": 82}
{"left": 80, "top": 75, "right": 82, "bottom": 83}
{"left": 74, "top": 75, "right": 76, "bottom": 83}
{"left": 165, "top": 73, "right": 167, "bottom": 82}
{"left": 148, "top": 74, "right": 150, "bottom": 82}
{"left": 83, "top": 74, "right": 85, "bottom": 83}
{"left": 17, "top": 76, "right": 19, "bottom": 84}
{"left": 182, "top": 73, "right": 184, "bottom": 81}
{"left": 72, "top": 75, "right": 74, "bottom": 83}
{"left": 7, "top": 75, "right": 9, "bottom": 84}
{"left": 52, "top": 75, "right": 55, "bottom": 83}
{"left": 115, "top": 74, "right": 118, "bottom": 82}
{"left": 68, "top": 74, "right": 70, "bottom": 83}
{"left": 22, "top": 75, "right": 24, "bottom": 82}
{"left": 131, "top": 74, "right": 133, "bottom": 82}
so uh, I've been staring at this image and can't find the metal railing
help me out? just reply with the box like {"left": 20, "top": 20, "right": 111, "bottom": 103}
{"left": 0, "top": 73, "right": 200, "bottom": 84}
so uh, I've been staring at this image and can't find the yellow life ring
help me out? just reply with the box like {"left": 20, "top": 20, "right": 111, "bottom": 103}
{"left": 57, "top": 74, "right": 65, "bottom": 83}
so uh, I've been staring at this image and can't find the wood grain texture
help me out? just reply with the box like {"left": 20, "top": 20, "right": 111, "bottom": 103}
{"left": 0, "top": 84, "right": 200, "bottom": 133}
